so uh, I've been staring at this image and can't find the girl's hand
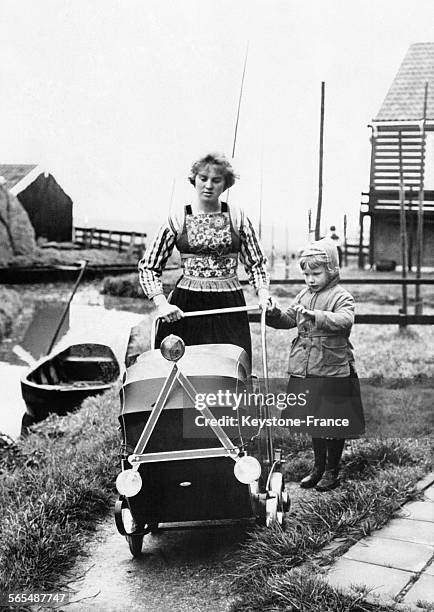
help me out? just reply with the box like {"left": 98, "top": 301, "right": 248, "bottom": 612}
{"left": 293, "top": 304, "right": 315, "bottom": 319}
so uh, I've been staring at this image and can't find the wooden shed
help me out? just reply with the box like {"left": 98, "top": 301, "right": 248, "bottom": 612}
{"left": 359, "top": 42, "right": 434, "bottom": 269}
{"left": 0, "top": 164, "right": 73, "bottom": 242}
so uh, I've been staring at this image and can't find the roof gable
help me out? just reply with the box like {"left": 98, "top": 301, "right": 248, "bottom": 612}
{"left": 375, "top": 42, "right": 434, "bottom": 122}
{"left": 0, "top": 164, "right": 39, "bottom": 189}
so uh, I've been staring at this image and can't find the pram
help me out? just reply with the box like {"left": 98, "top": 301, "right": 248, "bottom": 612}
{"left": 114, "top": 306, "right": 290, "bottom": 557}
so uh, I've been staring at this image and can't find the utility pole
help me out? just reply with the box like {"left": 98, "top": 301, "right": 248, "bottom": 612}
{"left": 315, "top": 81, "right": 325, "bottom": 241}
{"left": 415, "top": 82, "right": 428, "bottom": 315}
{"left": 343, "top": 214, "right": 348, "bottom": 267}
{"left": 398, "top": 131, "right": 408, "bottom": 328}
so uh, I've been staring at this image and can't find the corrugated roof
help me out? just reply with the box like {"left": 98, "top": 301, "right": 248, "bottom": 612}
{"left": 0, "top": 164, "right": 38, "bottom": 188}
{"left": 375, "top": 42, "right": 434, "bottom": 122}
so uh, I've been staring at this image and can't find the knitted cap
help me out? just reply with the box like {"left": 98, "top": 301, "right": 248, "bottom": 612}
{"left": 299, "top": 238, "right": 340, "bottom": 279}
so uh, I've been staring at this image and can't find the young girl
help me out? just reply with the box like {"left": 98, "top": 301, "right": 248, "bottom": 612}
{"left": 266, "top": 239, "right": 364, "bottom": 491}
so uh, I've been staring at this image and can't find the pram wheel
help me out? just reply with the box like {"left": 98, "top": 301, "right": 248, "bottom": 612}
{"left": 265, "top": 472, "right": 290, "bottom": 527}
{"left": 115, "top": 497, "right": 155, "bottom": 557}
{"left": 126, "top": 533, "right": 144, "bottom": 557}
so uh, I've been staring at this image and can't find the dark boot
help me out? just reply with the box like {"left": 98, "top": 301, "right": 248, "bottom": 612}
{"left": 300, "top": 438, "right": 326, "bottom": 488}
{"left": 316, "top": 439, "right": 345, "bottom": 491}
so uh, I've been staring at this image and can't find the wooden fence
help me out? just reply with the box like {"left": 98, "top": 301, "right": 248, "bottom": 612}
{"left": 242, "top": 277, "right": 434, "bottom": 326}
{"left": 74, "top": 227, "right": 147, "bottom": 254}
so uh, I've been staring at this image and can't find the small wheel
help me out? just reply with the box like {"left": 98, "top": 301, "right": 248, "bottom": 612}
{"left": 266, "top": 472, "right": 289, "bottom": 526}
{"left": 126, "top": 533, "right": 144, "bottom": 557}
{"left": 265, "top": 495, "right": 278, "bottom": 526}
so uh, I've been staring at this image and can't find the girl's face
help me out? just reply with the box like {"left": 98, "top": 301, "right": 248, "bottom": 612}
{"left": 194, "top": 164, "right": 225, "bottom": 205}
{"left": 303, "top": 265, "right": 328, "bottom": 292}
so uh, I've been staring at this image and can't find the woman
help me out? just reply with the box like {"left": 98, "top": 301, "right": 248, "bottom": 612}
{"left": 138, "top": 152, "right": 270, "bottom": 363}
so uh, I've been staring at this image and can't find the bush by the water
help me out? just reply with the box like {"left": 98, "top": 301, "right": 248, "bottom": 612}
{"left": 0, "top": 287, "right": 22, "bottom": 341}
{"left": 102, "top": 267, "right": 181, "bottom": 297}
{"left": 102, "top": 273, "right": 142, "bottom": 297}
{"left": 6, "top": 247, "right": 138, "bottom": 268}
{"left": 0, "top": 183, "right": 36, "bottom": 266}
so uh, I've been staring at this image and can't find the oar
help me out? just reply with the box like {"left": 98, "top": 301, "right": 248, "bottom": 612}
{"left": 12, "top": 345, "right": 36, "bottom": 366}
{"left": 46, "top": 259, "right": 88, "bottom": 354}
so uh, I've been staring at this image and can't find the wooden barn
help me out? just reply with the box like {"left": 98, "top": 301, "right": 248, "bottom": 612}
{"left": 0, "top": 164, "right": 73, "bottom": 242}
{"left": 359, "top": 42, "right": 434, "bottom": 269}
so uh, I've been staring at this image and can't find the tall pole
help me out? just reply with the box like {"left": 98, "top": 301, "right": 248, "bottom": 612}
{"left": 231, "top": 42, "right": 249, "bottom": 159}
{"left": 258, "top": 149, "right": 263, "bottom": 240}
{"left": 308, "top": 208, "right": 313, "bottom": 241}
{"left": 415, "top": 82, "right": 428, "bottom": 315}
{"left": 226, "top": 42, "right": 249, "bottom": 207}
{"left": 285, "top": 224, "right": 289, "bottom": 279}
{"left": 398, "top": 131, "right": 408, "bottom": 327}
{"left": 343, "top": 214, "right": 348, "bottom": 267}
{"left": 315, "top": 81, "right": 325, "bottom": 241}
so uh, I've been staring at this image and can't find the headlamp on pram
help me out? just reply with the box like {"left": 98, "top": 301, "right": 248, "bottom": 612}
{"left": 116, "top": 468, "right": 142, "bottom": 497}
{"left": 160, "top": 335, "right": 185, "bottom": 362}
{"left": 234, "top": 455, "right": 262, "bottom": 484}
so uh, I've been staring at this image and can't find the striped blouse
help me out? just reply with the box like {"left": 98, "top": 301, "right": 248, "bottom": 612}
{"left": 138, "top": 205, "right": 269, "bottom": 298}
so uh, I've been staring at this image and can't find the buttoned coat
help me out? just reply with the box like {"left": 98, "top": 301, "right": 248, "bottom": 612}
{"left": 267, "top": 278, "right": 355, "bottom": 377}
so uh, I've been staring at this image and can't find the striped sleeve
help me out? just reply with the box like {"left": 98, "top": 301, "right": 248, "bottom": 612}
{"left": 138, "top": 223, "right": 176, "bottom": 299}
{"left": 239, "top": 213, "right": 270, "bottom": 291}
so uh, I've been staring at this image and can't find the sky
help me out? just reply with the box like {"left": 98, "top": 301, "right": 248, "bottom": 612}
{"left": 1, "top": 0, "right": 433, "bottom": 251}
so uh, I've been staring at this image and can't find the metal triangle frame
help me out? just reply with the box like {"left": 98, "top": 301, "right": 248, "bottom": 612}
{"left": 128, "top": 362, "right": 240, "bottom": 468}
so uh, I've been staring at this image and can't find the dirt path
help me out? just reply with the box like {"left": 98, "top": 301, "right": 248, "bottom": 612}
{"left": 54, "top": 515, "right": 251, "bottom": 612}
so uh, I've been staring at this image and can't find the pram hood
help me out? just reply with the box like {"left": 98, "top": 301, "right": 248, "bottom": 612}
{"left": 121, "top": 343, "right": 250, "bottom": 415}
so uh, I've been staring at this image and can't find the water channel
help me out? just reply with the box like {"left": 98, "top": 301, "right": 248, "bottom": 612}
{"left": 0, "top": 282, "right": 152, "bottom": 439}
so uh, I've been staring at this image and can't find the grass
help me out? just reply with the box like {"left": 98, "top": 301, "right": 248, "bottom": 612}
{"left": 0, "top": 388, "right": 120, "bottom": 592}
{"left": 6, "top": 246, "right": 138, "bottom": 268}
{"left": 0, "top": 287, "right": 23, "bottom": 341}
{"left": 229, "top": 439, "right": 431, "bottom": 611}
{"left": 231, "top": 568, "right": 407, "bottom": 612}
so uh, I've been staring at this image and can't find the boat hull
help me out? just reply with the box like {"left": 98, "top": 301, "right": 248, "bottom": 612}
{"left": 21, "top": 343, "right": 120, "bottom": 424}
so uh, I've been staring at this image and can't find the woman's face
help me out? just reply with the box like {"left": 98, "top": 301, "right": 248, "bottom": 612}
{"left": 194, "top": 164, "right": 225, "bottom": 205}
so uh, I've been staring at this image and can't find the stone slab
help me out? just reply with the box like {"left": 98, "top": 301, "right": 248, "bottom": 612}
{"left": 424, "top": 487, "right": 434, "bottom": 502}
{"left": 399, "top": 501, "right": 434, "bottom": 523}
{"left": 402, "top": 574, "right": 434, "bottom": 607}
{"left": 326, "top": 558, "right": 413, "bottom": 598}
{"left": 425, "top": 562, "right": 434, "bottom": 577}
{"left": 416, "top": 472, "right": 434, "bottom": 492}
{"left": 343, "top": 536, "right": 432, "bottom": 572}
{"left": 376, "top": 518, "right": 434, "bottom": 546}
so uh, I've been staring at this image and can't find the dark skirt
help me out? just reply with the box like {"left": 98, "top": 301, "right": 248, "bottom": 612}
{"left": 155, "top": 286, "right": 252, "bottom": 364}
{"left": 284, "top": 368, "right": 365, "bottom": 439}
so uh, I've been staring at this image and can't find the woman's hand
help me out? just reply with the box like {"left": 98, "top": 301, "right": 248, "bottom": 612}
{"left": 153, "top": 295, "right": 184, "bottom": 323}
{"left": 258, "top": 287, "right": 271, "bottom": 311}
{"left": 266, "top": 297, "right": 281, "bottom": 317}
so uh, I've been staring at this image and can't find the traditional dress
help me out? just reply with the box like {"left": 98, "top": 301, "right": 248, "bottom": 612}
{"left": 138, "top": 202, "right": 269, "bottom": 363}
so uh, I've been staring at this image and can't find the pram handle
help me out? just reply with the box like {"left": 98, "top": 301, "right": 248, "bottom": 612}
{"left": 150, "top": 304, "right": 260, "bottom": 349}
{"left": 149, "top": 304, "right": 273, "bottom": 463}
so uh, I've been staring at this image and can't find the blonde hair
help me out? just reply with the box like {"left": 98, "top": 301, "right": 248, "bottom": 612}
{"left": 299, "top": 253, "right": 328, "bottom": 271}
{"left": 188, "top": 152, "right": 238, "bottom": 190}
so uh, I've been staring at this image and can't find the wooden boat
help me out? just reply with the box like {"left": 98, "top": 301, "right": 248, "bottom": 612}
{"left": 21, "top": 343, "right": 120, "bottom": 424}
